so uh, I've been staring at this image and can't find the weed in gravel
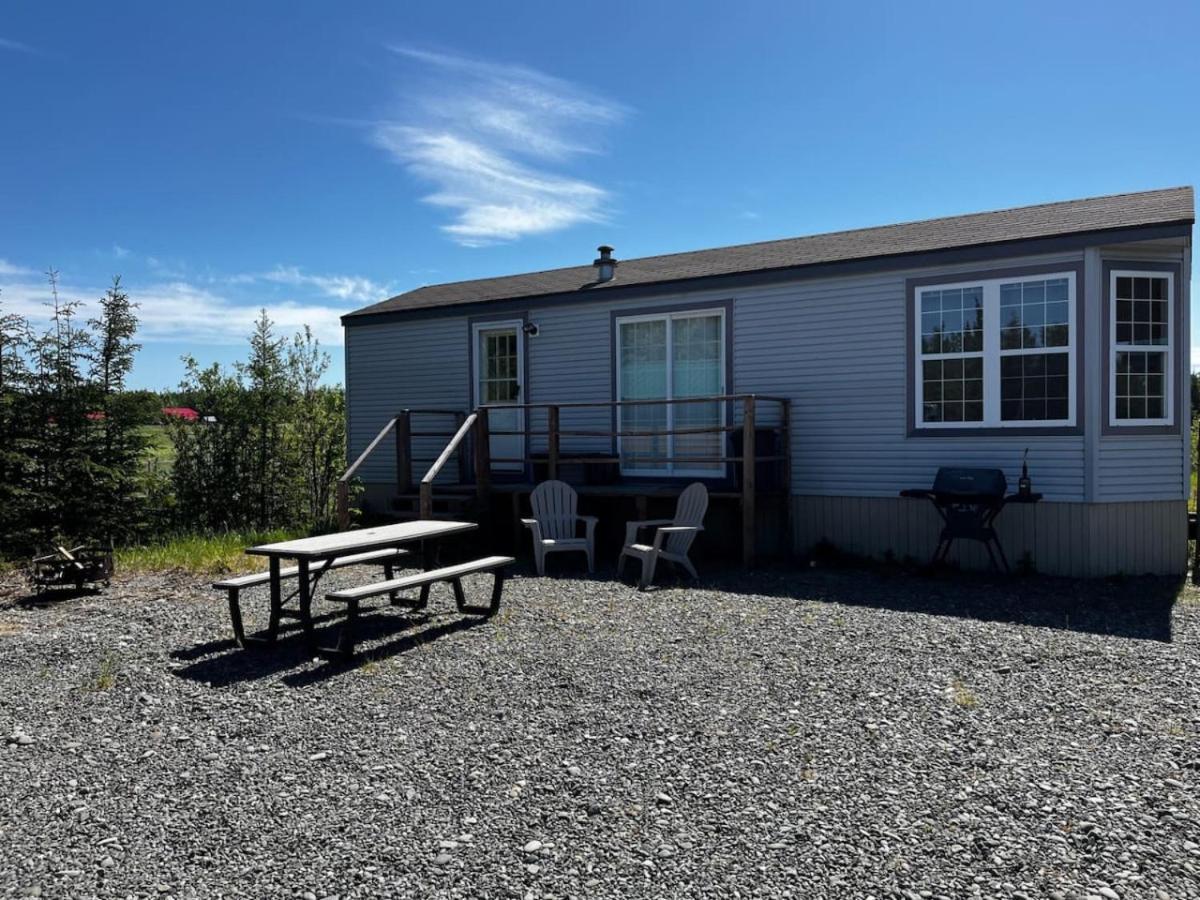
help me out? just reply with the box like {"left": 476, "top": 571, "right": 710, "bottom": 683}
{"left": 949, "top": 678, "right": 978, "bottom": 709}
{"left": 87, "top": 653, "right": 121, "bottom": 691}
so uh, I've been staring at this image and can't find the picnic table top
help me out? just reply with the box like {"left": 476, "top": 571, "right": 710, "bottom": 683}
{"left": 246, "top": 520, "right": 478, "bottom": 561}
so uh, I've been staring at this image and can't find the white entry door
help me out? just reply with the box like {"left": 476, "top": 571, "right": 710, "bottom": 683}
{"left": 472, "top": 321, "right": 525, "bottom": 472}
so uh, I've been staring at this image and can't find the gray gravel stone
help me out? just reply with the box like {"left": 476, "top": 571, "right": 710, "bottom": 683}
{"left": 1, "top": 564, "right": 1198, "bottom": 898}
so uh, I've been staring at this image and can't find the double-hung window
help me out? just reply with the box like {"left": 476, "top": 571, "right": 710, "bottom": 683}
{"left": 1110, "top": 270, "right": 1173, "bottom": 426}
{"left": 616, "top": 308, "right": 725, "bottom": 475}
{"left": 915, "top": 271, "right": 1076, "bottom": 429}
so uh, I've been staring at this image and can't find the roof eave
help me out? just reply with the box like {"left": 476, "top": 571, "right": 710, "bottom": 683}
{"left": 342, "top": 219, "right": 1194, "bottom": 327}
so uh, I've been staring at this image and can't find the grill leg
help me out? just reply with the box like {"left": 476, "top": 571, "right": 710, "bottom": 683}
{"left": 932, "top": 534, "right": 954, "bottom": 568}
{"left": 989, "top": 537, "right": 1011, "bottom": 574}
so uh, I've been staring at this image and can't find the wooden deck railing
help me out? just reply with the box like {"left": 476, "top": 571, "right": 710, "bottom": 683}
{"left": 477, "top": 395, "right": 789, "bottom": 564}
{"left": 338, "top": 394, "right": 791, "bottom": 564}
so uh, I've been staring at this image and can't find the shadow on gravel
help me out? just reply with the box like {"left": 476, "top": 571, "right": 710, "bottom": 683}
{"left": 170, "top": 607, "right": 488, "bottom": 688}
{"left": 12, "top": 586, "right": 103, "bottom": 607}
{"left": 694, "top": 564, "right": 1183, "bottom": 642}
{"left": 281, "top": 615, "right": 488, "bottom": 688}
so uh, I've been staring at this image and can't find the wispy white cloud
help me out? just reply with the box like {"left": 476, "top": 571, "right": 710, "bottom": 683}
{"left": 373, "top": 46, "right": 628, "bottom": 246}
{"left": 0, "top": 37, "right": 39, "bottom": 55}
{"left": 232, "top": 266, "right": 390, "bottom": 304}
{"left": 0, "top": 259, "right": 34, "bottom": 276}
{"left": 0, "top": 276, "right": 348, "bottom": 347}
{"left": 111, "top": 243, "right": 131, "bottom": 259}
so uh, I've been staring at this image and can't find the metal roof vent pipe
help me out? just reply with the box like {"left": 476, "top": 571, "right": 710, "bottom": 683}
{"left": 593, "top": 245, "right": 618, "bottom": 283}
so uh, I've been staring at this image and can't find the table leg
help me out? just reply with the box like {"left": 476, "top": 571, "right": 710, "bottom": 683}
{"left": 266, "top": 556, "right": 282, "bottom": 641}
{"left": 297, "top": 557, "right": 315, "bottom": 649}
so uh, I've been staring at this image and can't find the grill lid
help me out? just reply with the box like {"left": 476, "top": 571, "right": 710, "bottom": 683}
{"left": 930, "top": 467, "right": 1008, "bottom": 498}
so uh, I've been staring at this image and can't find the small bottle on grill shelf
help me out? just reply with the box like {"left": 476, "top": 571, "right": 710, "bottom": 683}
{"left": 1018, "top": 448, "right": 1032, "bottom": 499}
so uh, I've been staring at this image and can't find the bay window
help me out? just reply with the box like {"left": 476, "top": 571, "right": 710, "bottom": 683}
{"left": 616, "top": 308, "right": 725, "bottom": 475}
{"left": 914, "top": 271, "right": 1076, "bottom": 430}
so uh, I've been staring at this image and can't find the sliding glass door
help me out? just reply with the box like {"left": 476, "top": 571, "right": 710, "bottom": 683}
{"left": 616, "top": 308, "right": 725, "bottom": 476}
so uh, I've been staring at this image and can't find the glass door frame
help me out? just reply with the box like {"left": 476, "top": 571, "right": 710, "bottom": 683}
{"left": 471, "top": 319, "right": 526, "bottom": 473}
{"left": 614, "top": 307, "right": 727, "bottom": 478}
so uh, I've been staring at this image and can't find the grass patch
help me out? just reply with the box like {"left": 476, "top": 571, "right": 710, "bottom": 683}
{"left": 139, "top": 424, "right": 175, "bottom": 468}
{"left": 117, "top": 529, "right": 304, "bottom": 576}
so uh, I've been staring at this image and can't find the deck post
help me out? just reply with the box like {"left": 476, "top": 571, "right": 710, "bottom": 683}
{"left": 742, "top": 395, "right": 756, "bottom": 567}
{"left": 396, "top": 410, "right": 412, "bottom": 495}
{"left": 474, "top": 406, "right": 491, "bottom": 507}
{"left": 780, "top": 399, "right": 793, "bottom": 557}
{"left": 548, "top": 405, "right": 560, "bottom": 480}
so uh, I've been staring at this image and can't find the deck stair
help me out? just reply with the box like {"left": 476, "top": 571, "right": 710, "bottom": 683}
{"left": 390, "top": 487, "right": 477, "bottom": 521}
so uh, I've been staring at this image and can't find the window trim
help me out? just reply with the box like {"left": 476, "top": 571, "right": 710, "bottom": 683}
{"left": 910, "top": 267, "right": 1079, "bottom": 432}
{"left": 1106, "top": 267, "right": 1175, "bottom": 430}
{"left": 613, "top": 304, "right": 729, "bottom": 478}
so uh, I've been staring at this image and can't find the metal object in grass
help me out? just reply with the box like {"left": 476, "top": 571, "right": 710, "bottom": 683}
{"left": 29, "top": 544, "right": 114, "bottom": 593}
{"left": 900, "top": 467, "right": 1042, "bottom": 573}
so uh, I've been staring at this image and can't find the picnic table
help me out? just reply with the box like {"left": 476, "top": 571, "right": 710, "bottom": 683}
{"left": 243, "top": 520, "right": 477, "bottom": 647}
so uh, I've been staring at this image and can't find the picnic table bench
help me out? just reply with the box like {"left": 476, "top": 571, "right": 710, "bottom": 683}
{"left": 213, "top": 548, "right": 410, "bottom": 646}
{"left": 218, "top": 520, "right": 481, "bottom": 650}
{"left": 325, "top": 555, "right": 514, "bottom": 657}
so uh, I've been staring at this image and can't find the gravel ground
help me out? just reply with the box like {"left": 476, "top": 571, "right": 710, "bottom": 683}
{"left": 1, "top": 562, "right": 1199, "bottom": 900}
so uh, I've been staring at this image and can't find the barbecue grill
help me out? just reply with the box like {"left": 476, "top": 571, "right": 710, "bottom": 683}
{"left": 900, "top": 467, "right": 1041, "bottom": 572}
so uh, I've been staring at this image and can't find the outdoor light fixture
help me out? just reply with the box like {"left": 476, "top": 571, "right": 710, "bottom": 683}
{"left": 523, "top": 322, "right": 539, "bottom": 337}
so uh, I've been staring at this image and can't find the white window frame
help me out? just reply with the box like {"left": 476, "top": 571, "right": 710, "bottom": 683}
{"left": 914, "top": 271, "right": 1077, "bottom": 430}
{"left": 615, "top": 307, "right": 726, "bottom": 477}
{"left": 1108, "top": 269, "right": 1174, "bottom": 428}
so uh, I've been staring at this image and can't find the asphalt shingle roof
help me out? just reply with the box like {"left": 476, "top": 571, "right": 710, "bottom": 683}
{"left": 347, "top": 186, "right": 1193, "bottom": 320}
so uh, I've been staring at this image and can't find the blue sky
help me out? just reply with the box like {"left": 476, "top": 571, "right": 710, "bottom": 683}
{"left": 2, "top": 1, "right": 1197, "bottom": 389}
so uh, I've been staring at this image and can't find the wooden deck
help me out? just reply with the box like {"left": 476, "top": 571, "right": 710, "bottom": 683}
{"left": 337, "top": 394, "right": 791, "bottom": 565}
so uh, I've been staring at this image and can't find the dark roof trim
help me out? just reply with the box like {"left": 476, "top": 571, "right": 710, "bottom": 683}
{"left": 343, "top": 222, "right": 1192, "bottom": 328}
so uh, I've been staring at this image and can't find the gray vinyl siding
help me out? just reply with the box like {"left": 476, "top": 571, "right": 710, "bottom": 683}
{"left": 525, "top": 300, "right": 614, "bottom": 457}
{"left": 733, "top": 250, "right": 1088, "bottom": 500}
{"left": 345, "top": 316, "right": 469, "bottom": 485}
{"left": 1096, "top": 436, "right": 1186, "bottom": 501}
{"left": 345, "top": 242, "right": 1187, "bottom": 506}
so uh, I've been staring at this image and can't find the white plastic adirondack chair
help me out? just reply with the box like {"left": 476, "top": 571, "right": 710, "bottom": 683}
{"left": 618, "top": 482, "right": 709, "bottom": 589}
{"left": 521, "top": 480, "right": 598, "bottom": 576}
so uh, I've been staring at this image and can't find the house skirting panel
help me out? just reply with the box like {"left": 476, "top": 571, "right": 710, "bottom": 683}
{"left": 792, "top": 495, "right": 1186, "bottom": 578}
